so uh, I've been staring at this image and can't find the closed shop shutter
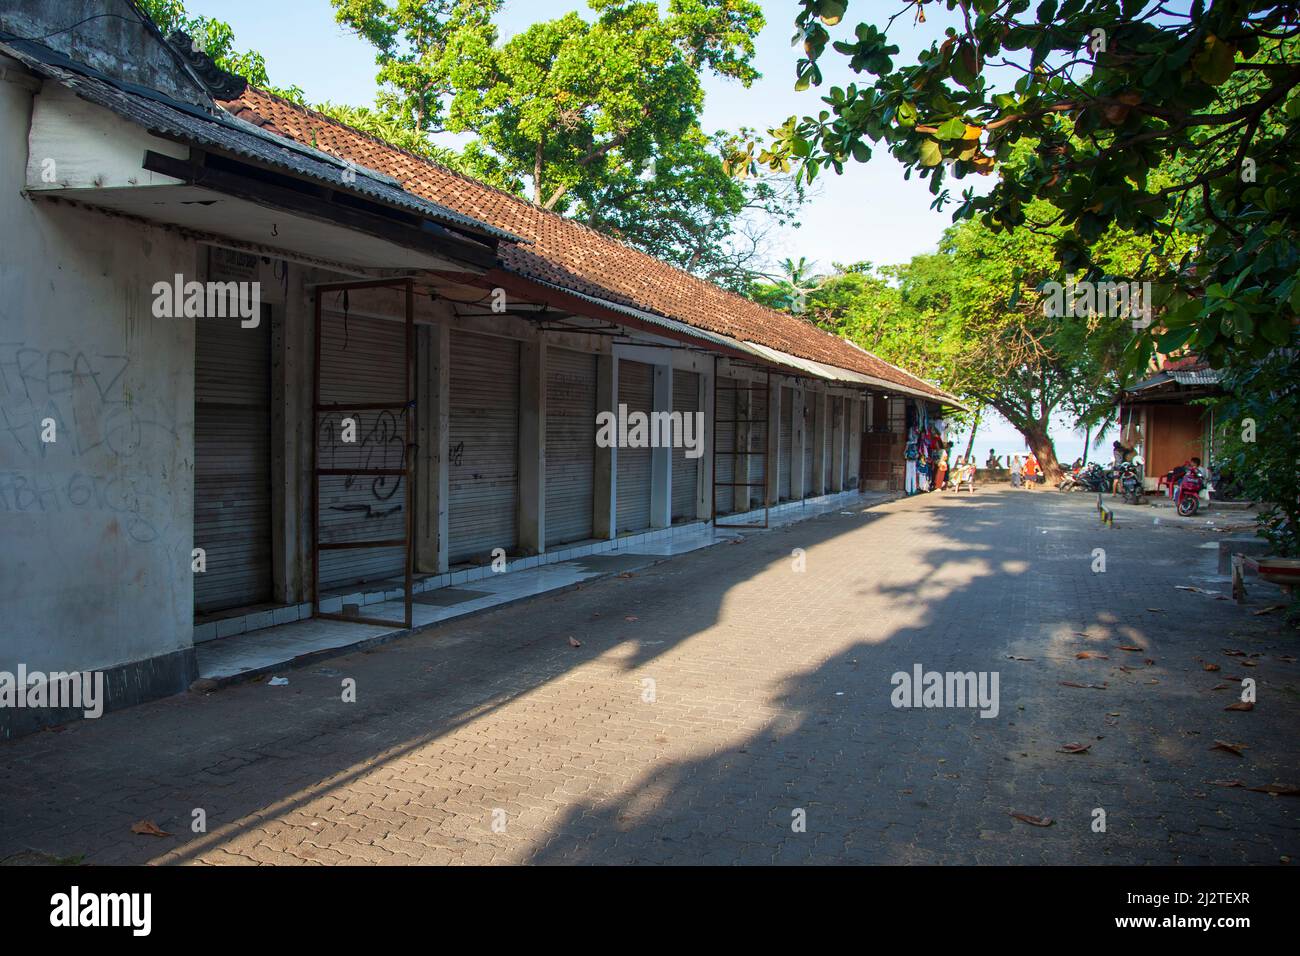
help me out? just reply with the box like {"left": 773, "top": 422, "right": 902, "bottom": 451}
{"left": 714, "top": 377, "right": 735, "bottom": 515}
{"left": 545, "top": 347, "right": 596, "bottom": 547}
{"left": 616, "top": 359, "right": 654, "bottom": 533}
{"left": 449, "top": 331, "right": 520, "bottom": 563}
{"left": 671, "top": 369, "right": 700, "bottom": 521}
{"left": 194, "top": 309, "right": 272, "bottom": 613}
{"left": 802, "top": 394, "right": 816, "bottom": 497}
{"left": 779, "top": 385, "right": 793, "bottom": 500}
{"left": 316, "top": 310, "right": 408, "bottom": 590}
{"left": 837, "top": 396, "right": 848, "bottom": 487}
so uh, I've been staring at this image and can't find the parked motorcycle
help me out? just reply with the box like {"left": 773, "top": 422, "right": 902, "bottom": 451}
{"left": 1067, "top": 462, "right": 1109, "bottom": 493}
{"left": 1118, "top": 460, "right": 1145, "bottom": 505}
{"left": 1175, "top": 468, "right": 1206, "bottom": 516}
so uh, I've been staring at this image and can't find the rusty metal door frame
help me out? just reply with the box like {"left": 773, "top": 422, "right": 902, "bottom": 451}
{"left": 312, "top": 277, "right": 415, "bottom": 629}
{"left": 712, "top": 364, "right": 771, "bottom": 530}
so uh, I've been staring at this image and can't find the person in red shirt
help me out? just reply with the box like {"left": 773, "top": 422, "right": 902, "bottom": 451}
{"left": 1022, "top": 453, "right": 1040, "bottom": 488}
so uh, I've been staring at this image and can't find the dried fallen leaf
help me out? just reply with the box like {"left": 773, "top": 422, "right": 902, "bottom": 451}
{"left": 1076, "top": 651, "right": 1109, "bottom": 660}
{"left": 1246, "top": 782, "right": 1300, "bottom": 796}
{"left": 1211, "top": 683, "right": 1231, "bottom": 691}
{"left": 1212, "top": 779, "right": 1246, "bottom": 788}
{"left": 1211, "top": 740, "right": 1247, "bottom": 757}
{"left": 131, "top": 820, "right": 171, "bottom": 838}
{"left": 1240, "top": 660, "right": 1258, "bottom": 667}
{"left": 1057, "top": 743, "right": 1092, "bottom": 754}
{"left": 1009, "top": 812, "right": 1054, "bottom": 827}
{"left": 1252, "top": 605, "right": 1285, "bottom": 615}
{"left": 1225, "top": 701, "right": 1255, "bottom": 712}
{"left": 1118, "top": 645, "right": 1145, "bottom": 652}
{"left": 1144, "top": 658, "right": 1156, "bottom": 666}
{"left": 567, "top": 636, "right": 582, "bottom": 648}
{"left": 1059, "top": 680, "right": 1107, "bottom": 690}
{"left": 1203, "top": 662, "right": 1221, "bottom": 672}
{"left": 1006, "top": 655, "right": 1035, "bottom": 661}
{"left": 1222, "top": 649, "right": 1247, "bottom": 657}
{"left": 624, "top": 616, "right": 638, "bottom": 622}
{"left": 1146, "top": 608, "right": 1164, "bottom": 613}
{"left": 617, "top": 572, "right": 635, "bottom": 579}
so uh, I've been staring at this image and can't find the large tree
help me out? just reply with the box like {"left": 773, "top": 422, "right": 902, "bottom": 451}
{"left": 747, "top": 1, "right": 1298, "bottom": 368}
{"left": 741, "top": 1, "right": 1299, "bottom": 552}
{"left": 751, "top": 178, "right": 1181, "bottom": 481}
{"left": 331, "top": 0, "right": 801, "bottom": 284}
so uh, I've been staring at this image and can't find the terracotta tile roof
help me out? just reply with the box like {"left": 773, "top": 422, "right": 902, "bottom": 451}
{"left": 221, "top": 88, "right": 956, "bottom": 403}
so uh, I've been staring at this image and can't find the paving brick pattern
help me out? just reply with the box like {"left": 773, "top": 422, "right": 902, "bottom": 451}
{"left": 1, "top": 489, "right": 1296, "bottom": 865}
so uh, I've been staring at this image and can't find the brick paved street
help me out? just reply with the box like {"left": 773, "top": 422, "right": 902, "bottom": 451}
{"left": 2, "top": 488, "right": 1296, "bottom": 865}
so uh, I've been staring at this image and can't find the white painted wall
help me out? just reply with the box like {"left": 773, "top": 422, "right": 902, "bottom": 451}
{"left": 0, "top": 73, "right": 196, "bottom": 674}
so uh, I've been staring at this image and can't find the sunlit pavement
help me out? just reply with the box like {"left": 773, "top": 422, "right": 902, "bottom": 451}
{"left": 2, "top": 488, "right": 1296, "bottom": 865}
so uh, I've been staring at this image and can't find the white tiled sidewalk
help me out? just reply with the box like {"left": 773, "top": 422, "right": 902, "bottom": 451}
{"left": 195, "top": 489, "right": 894, "bottom": 684}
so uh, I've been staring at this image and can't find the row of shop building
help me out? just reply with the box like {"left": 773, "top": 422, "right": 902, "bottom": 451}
{"left": 0, "top": 0, "right": 960, "bottom": 736}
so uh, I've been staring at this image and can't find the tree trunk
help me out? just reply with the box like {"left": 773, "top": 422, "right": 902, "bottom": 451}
{"left": 532, "top": 137, "right": 544, "bottom": 205}
{"left": 1082, "top": 422, "right": 1092, "bottom": 466}
{"left": 1021, "top": 423, "right": 1064, "bottom": 483}
{"left": 962, "top": 410, "right": 981, "bottom": 464}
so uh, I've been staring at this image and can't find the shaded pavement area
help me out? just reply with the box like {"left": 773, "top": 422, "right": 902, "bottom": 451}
{"left": 1, "top": 488, "right": 1296, "bottom": 864}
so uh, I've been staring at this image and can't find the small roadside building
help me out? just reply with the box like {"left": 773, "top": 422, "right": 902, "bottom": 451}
{"left": 0, "top": 0, "right": 960, "bottom": 737}
{"left": 1117, "top": 355, "right": 1223, "bottom": 489}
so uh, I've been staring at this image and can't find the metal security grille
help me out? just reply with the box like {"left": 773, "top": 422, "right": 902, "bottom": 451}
{"left": 715, "top": 378, "right": 736, "bottom": 515}
{"left": 671, "top": 369, "right": 700, "bottom": 521}
{"left": 616, "top": 359, "right": 654, "bottom": 533}
{"left": 312, "top": 278, "right": 414, "bottom": 630}
{"left": 316, "top": 309, "right": 408, "bottom": 591}
{"left": 545, "top": 347, "right": 596, "bottom": 547}
{"left": 713, "top": 369, "right": 770, "bottom": 529}
{"left": 449, "top": 331, "right": 520, "bottom": 563}
{"left": 193, "top": 306, "right": 272, "bottom": 614}
{"left": 803, "top": 391, "right": 815, "bottom": 497}
{"left": 779, "top": 385, "right": 793, "bottom": 501}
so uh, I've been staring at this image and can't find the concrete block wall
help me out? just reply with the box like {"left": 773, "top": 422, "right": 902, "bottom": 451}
{"left": 0, "top": 71, "right": 199, "bottom": 732}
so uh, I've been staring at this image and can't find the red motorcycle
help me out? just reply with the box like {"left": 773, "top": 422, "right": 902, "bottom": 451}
{"left": 1174, "top": 468, "right": 1205, "bottom": 516}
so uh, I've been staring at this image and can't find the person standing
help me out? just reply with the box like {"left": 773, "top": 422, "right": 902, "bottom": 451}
{"left": 936, "top": 446, "right": 949, "bottom": 492}
{"left": 1010, "top": 454, "right": 1023, "bottom": 488}
{"left": 1022, "top": 453, "right": 1040, "bottom": 488}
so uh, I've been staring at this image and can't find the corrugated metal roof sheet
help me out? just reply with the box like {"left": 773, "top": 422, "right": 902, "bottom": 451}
{"left": 0, "top": 34, "right": 524, "bottom": 245}
{"left": 1170, "top": 369, "right": 1222, "bottom": 386}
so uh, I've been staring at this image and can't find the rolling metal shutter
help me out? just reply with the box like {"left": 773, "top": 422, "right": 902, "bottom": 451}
{"left": 779, "top": 386, "right": 793, "bottom": 501}
{"left": 194, "top": 309, "right": 272, "bottom": 613}
{"left": 671, "top": 369, "right": 700, "bottom": 521}
{"left": 449, "top": 332, "right": 519, "bottom": 563}
{"left": 714, "top": 377, "right": 735, "bottom": 515}
{"left": 833, "top": 396, "right": 845, "bottom": 488}
{"left": 616, "top": 359, "right": 654, "bottom": 533}
{"left": 802, "top": 394, "right": 815, "bottom": 497}
{"left": 545, "top": 348, "right": 596, "bottom": 547}
{"left": 316, "top": 310, "right": 408, "bottom": 590}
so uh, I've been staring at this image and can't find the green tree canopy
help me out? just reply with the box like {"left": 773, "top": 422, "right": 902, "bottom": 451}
{"left": 741, "top": 1, "right": 1299, "bottom": 374}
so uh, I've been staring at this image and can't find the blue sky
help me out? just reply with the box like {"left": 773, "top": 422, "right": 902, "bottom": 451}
{"left": 187, "top": 0, "right": 983, "bottom": 271}
{"left": 185, "top": 0, "right": 1106, "bottom": 461}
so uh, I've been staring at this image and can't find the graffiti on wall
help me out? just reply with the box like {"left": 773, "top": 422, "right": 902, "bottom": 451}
{"left": 0, "top": 343, "right": 181, "bottom": 545}
{"left": 317, "top": 408, "right": 409, "bottom": 522}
